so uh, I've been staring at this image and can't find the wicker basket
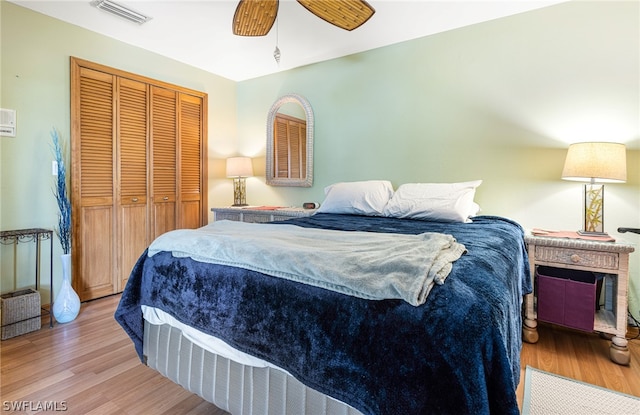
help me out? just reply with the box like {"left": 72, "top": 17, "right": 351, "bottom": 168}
{"left": 1, "top": 289, "right": 41, "bottom": 340}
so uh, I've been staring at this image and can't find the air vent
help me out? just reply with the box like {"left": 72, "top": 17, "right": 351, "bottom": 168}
{"left": 90, "top": 0, "right": 152, "bottom": 24}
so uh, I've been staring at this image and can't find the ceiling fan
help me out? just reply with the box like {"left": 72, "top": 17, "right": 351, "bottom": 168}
{"left": 233, "top": 0, "right": 376, "bottom": 36}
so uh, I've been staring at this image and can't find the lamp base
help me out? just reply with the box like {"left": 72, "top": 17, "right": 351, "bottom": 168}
{"left": 582, "top": 183, "right": 605, "bottom": 235}
{"left": 232, "top": 177, "right": 247, "bottom": 206}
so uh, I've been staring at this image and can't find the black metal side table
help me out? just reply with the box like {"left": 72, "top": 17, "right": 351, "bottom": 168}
{"left": 0, "top": 228, "right": 54, "bottom": 328}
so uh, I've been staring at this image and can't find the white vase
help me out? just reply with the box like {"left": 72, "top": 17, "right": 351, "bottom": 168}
{"left": 53, "top": 253, "right": 80, "bottom": 323}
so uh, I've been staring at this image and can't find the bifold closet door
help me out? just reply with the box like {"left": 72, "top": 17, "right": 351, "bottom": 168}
{"left": 72, "top": 67, "right": 117, "bottom": 301}
{"left": 179, "top": 94, "right": 206, "bottom": 229}
{"left": 117, "top": 78, "right": 149, "bottom": 292}
{"left": 150, "top": 86, "right": 178, "bottom": 240}
{"left": 72, "top": 57, "right": 207, "bottom": 301}
{"left": 72, "top": 71, "right": 150, "bottom": 300}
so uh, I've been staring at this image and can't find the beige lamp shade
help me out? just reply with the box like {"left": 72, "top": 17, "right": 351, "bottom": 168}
{"left": 561, "top": 142, "right": 627, "bottom": 183}
{"left": 226, "top": 157, "right": 253, "bottom": 178}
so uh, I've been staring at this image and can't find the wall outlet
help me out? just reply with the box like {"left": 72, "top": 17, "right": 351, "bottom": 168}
{"left": 52, "top": 160, "right": 58, "bottom": 176}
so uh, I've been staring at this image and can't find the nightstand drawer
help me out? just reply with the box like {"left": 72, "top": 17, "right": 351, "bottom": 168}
{"left": 272, "top": 215, "right": 296, "bottom": 222}
{"left": 215, "top": 212, "right": 242, "bottom": 222}
{"left": 242, "top": 213, "right": 272, "bottom": 223}
{"left": 534, "top": 246, "right": 619, "bottom": 270}
{"left": 212, "top": 207, "right": 317, "bottom": 224}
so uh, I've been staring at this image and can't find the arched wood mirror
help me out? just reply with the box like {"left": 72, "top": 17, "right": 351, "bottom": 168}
{"left": 266, "top": 94, "right": 314, "bottom": 187}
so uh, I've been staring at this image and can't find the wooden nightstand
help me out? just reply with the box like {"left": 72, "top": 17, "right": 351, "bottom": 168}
{"left": 523, "top": 233, "right": 635, "bottom": 365}
{"left": 211, "top": 207, "right": 317, "bottom": 223}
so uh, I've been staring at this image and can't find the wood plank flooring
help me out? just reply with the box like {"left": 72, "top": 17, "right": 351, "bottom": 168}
{"left": 0, "top": 295, "right": 225, "bottom": 414}
{"left": 516, "top": 321, "right": 640, "bottom": 404}
{"left": 1, "top": 294, "right": 639, "bottom": 414}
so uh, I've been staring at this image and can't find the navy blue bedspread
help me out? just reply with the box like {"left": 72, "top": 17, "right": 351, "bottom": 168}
{"left": 115, "top": 214, "right": 530, "bottom": 415}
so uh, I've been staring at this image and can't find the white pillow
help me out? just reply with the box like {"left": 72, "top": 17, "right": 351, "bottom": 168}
{"left": 469, "top": 202, "right": 481, "bottom": 218}
{"left": 317, "top": 180, "right": 394, "bottom": 216}
{"left": 383, "top": 180, "right": 482, "bottom": 222}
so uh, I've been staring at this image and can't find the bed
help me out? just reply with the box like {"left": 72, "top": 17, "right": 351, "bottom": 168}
{"left": 115, "top": 210, "right": 530, "bottom": 415}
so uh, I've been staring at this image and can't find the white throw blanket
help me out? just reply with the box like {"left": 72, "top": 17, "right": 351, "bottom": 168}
{"left": 148, "top": 220, "right": 466, "bottom": 306}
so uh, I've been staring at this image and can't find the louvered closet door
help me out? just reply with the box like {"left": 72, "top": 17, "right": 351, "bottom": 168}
{"left": 73, "top": 67, "right": 117, "bottom": 301}
{"left": 72, "top": 57, "right": 207, "bottom": 300}
{"left": 179, "top": 94, "right": 205, "bottom": 229}
{"left": 150, "top": 86, "right": 177, "bottom": 239}
{"left": 117, "top": 78, "right": 149, "bottom": 291}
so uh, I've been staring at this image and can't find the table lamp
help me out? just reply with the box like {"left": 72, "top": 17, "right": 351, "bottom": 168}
{"left": 561, "top": 142, "right": 626, "bottom": 236}
{"left": 226, "top": 157, "right": 253, "bottom": 206}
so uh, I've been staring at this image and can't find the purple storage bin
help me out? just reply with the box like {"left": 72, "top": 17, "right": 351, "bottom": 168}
{"left": 536, "top": 266, "right": 596, "bottom": 332}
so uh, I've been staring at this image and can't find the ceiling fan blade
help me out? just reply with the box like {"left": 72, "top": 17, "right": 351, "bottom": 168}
{"left": 297, "top": 0, "right": 375, "bottom": 31}
{"left": 233, "top": 0, "right": 279, "bottom": 36}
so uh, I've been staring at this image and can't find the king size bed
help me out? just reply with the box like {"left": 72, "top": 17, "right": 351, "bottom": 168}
{"left": 115, "top": 205, "right": 530, "bottom": 414}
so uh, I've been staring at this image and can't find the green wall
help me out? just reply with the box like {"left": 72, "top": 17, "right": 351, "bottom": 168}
{"left": 233, "top": 1, "right": 640, "bottom": 318}
{"left": 2, "top": 1, "right": 639, "bottom": 319}
{"left": 0, "top": 1, "right": 237, "bottom": 301}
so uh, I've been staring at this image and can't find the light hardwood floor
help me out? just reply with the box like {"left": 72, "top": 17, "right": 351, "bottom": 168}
{"left": 1, "top": 295, "right": 224, "bottom": 414}
{"left": 1, "top": 295, "right": 639, "bottom": 414}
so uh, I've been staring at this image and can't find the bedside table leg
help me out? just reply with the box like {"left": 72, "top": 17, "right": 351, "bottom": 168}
{"left": 522, "top": 290, "right": 539, "bottom": 343}
{"left": 609, "top": 336, "right": 630, "bottom": 365}
{"left": 523, "top": 319, "right": 539, "bottom": 344}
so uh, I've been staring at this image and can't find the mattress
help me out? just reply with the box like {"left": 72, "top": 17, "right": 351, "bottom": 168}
{"left": 143, "top": 320, "right": 362, "bottom": 415}
{"left": 142, "top": 305, "right": 279, "bottom": 370}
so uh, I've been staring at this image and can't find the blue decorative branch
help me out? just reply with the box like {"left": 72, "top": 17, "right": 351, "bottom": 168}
{"left": 51, "top": 128, "right": 71, "bottom": 254}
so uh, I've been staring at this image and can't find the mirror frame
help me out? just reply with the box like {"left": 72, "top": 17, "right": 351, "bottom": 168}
{"left": 266, "top": 93, "right": 314, "bottom": 187}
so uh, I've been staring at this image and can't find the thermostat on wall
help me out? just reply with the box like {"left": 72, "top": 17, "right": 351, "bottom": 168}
{"left": 0, "top": 109, "right": 16, "bottom": 137}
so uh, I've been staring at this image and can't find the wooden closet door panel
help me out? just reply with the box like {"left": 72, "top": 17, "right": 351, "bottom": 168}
{"left": 72, "top": 66, "right": 117, "bottom": 301}
{"left": 119, "top": 205, "right": 147, "bottom": 290}
{"left": 79, "top": 206, "right": 114, "bottom": 300}
{"left": 178, "top": 94, "right": 204, "bottom": 229}
{"left": 150, "top": 86, "right": 177, "bottom": 239}
{"left": 117, "top": 78, "right": 149, "bottom": 291}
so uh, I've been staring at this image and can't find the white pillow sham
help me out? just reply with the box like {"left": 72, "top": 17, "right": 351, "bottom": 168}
{"left": 382, "top": 180, "right": 482, "bottom": 223}
{"left": 317, "top": 180, "right": 394, "bottom": 216}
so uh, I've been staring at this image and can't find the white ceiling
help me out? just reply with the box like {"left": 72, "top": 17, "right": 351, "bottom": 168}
{"left": 11, "top": 0, "right": 566, "bottom": 81}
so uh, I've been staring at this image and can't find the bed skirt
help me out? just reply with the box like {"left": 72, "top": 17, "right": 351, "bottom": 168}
{"left": 143, "top": 321, "right": 363, "bottom": 415}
